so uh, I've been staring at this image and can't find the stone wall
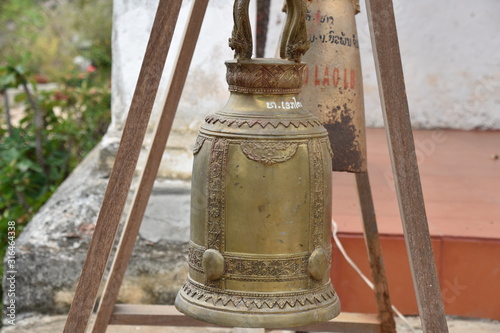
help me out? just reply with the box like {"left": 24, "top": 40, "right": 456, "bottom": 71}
{"left": 2, "top": 145, "right": 191, "bottom": 317}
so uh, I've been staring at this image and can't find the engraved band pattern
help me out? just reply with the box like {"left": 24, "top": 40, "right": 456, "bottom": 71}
{"left": 179, "top": 279, "right": 338, "bottom": 310}
{"left": 189, "top": 242, "right": 310, "bottom": 281}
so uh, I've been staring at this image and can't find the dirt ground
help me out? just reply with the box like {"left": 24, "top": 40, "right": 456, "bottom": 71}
{"left": 2, "top": 314, "right": 500, "bottom": 333}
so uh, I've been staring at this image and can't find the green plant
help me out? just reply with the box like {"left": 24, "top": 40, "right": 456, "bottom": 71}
{"left": 1, "top": 62, "right": 48, "bottom": 174}
{"left": 0, "top": 0, "right": 112, "bottom": 80}
{"left": 0, "top": 65, "right": 111, "bottom": 285}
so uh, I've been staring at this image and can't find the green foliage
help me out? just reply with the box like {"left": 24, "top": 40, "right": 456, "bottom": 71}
{"left": 72, "top": 0, "right": 113, "bottom": 73}
{"left": 0, "top": 61, "right": 30, "bottom": 89}
{"left": 0, "top": 0, "right": 112, "bottom": 80}
{"left": 0, "top": 0, "right": 112, "bottom": 312}
{"left": 0, "top": 65, "right": 111, "bottom": 281}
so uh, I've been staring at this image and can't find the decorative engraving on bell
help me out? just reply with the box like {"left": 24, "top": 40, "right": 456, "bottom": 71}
{"left": 300, "top": 0, "right": 367, "bottom": 172}
{"left": 175, "top": 0, "right": 340, "bottom": 328}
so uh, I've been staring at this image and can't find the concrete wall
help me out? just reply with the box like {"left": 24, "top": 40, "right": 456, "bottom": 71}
{"left": 107, "top": 0, "right": 255, "bottom": 179}
{"left": 267, "top": 0, "right": 500, "bottom": 130}
{"left": 110, "top": 0, "right": 243, "bottom": 135}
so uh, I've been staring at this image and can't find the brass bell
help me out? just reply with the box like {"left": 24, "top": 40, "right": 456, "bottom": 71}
{"left": 175, "top": 0, "right": 340, "bottom": 328}
{"left": 300, "top": 0, "right": 367, "bottom": 172}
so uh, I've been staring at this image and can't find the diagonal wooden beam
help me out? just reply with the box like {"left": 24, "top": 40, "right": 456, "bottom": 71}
{"left": 364, "top": 0, "right": 448, "bottom": 332}
{"left": 62, "top": 0, "right": 183, "bottom": 332}
{"left": 90, "top": 0, "right": 210, "bottom": 331}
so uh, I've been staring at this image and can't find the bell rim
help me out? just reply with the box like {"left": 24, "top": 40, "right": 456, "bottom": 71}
{"left": 175, "top": 280, "right": 341, "bottom": 328}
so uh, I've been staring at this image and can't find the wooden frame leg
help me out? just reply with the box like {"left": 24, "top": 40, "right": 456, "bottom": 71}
{"left": 356, "top": 172, "right": 396, "bottom": 332}
{"left": 364, "top": 0, "right": 448, "bottom": 331}
{"left": 62, "top": 1, "right": 183, "bottom": 332}
{"left": 90, "top": 0, "right": 210, "bottom": 332}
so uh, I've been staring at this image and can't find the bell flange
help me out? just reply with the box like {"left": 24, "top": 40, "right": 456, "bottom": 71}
{"left": 175, "top": 280, "right": 340, "bottom": 328}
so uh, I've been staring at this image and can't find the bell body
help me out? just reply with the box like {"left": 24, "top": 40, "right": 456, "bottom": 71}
{"left": 175, "top": 59, "right": 340, "bottom": 328}
{"left": 300, "top": 0, "right": 367, "bottom": 172}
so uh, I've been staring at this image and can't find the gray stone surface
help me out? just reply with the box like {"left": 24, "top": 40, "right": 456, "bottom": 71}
{"left": 2, "top": 143, "right": 193, "bottom": 321}
{"left": 140, "top": 183, "right": 191, "bottom": 243}
{"left": 0, "top": 315, "right": 235, "bottom": 333}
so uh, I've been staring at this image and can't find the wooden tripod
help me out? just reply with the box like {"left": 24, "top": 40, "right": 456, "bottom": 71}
{"left": 63, "top": 0, "right": 449, "bottom": 332}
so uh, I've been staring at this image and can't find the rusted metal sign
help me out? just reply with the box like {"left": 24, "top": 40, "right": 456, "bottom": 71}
{"left": 300, "top": 0, "right": 367, "bottom": 172}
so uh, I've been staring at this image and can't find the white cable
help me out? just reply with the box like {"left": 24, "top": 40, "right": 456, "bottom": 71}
{"left": 331, "top": 218, "right": 417, "bottom": 333}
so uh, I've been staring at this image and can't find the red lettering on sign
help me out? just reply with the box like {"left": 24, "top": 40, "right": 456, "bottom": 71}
{"left": 302, "top": 65, "right": 356, "bottom": 89}
{"left": 314, "top": 66, "right": 321, "bottom": 86}
{"left": 333, "top": 67, "right": 339, "bottom": 87}
{"left": 323, "top": 66, "right": 330, "bottom": 86}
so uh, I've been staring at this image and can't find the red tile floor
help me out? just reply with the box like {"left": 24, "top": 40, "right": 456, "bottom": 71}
{"left": 329, "top": 128, "right": 500, "bottom": 320}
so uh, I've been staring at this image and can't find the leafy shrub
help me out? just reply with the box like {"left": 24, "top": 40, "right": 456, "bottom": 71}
{"left": 0, "top": 0, "right": 112, "bottom": 80}
{"left": 0, "top": 0, "right": 112, "bottom": 315}
{"left": 0, "top": 64, "right": 111, "bottom": 281}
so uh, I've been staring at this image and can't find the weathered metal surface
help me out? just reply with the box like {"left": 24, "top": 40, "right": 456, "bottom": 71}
{"left": 175, "top": 1, "right": 340, "bottom": 328}
{"left": 300, "top": 0, "right": 367, "bottom": 172}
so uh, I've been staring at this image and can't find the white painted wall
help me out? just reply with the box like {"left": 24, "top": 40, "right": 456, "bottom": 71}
{"left": 109, "top": 0, "right": 256, "bottom": 136}
{"left": 265, "top": 0, "right": 500, "bottom": 129}
{"left": 111, "top": 0, "right": 500, "bottom": 137}
{"left": 108, "top": 0, "right": 256, "bottom": 178}
{"left": 108, "top": 0, "right": 500, "bottom": 178}
{"left": 355, "top": 0, "right": 500, "bottom": 129}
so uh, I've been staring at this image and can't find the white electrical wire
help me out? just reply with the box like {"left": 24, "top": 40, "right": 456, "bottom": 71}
{"left": 331, "top": 218, "right": 417, "bottom": 333}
